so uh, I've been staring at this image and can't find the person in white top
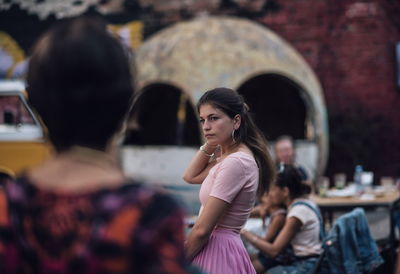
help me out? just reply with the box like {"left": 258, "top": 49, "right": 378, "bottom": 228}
{"left": 241, "top": 164, "right": 322, "bottom": 274}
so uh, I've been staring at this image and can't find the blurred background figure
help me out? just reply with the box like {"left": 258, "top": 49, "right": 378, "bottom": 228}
{"left": 0, "top": 16, "right": 199, "bottom": 274}
{"left": 274, "top": 135, "right": 309, "bottom": 182}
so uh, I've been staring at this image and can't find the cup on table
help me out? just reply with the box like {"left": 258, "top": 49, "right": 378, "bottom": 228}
{"left": 380, "top": 176, "right": 394, "bottom": 192}
{"left": 317, "top": 176, "right": 330, "bottom": 197}
{"left": 334, "top": 173, "right": 346, "bottom": 189}
{"left": 361, "top": 172, "right": 374, "bottom": 193}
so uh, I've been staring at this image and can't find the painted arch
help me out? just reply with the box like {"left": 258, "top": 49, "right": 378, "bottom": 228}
{"left": 135, "top": 16, "right": 329, "bottom": 176}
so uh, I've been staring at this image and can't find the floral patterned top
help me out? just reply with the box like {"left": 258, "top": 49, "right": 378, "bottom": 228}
{"left": 0, "top": 176, "right": 200, "bottom": 274}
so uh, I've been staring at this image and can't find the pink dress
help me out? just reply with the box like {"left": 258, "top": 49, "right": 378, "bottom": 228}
{"left": 193, "top": 152, "right": 258, "bottom": 274}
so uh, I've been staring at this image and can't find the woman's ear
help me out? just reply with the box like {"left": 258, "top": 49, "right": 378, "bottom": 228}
{"left": 233, "top": 114, "right": 241, "bottom": 130}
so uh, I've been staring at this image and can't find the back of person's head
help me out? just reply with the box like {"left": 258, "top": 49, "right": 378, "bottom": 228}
{"left": 27, "top": 16, "right": 134, "bottom": 152}
{"left": 197, "top": 87, "right": 276, "bottom": 197}
{"left": 275, "top": 164, "right": 311, "bottom": 199}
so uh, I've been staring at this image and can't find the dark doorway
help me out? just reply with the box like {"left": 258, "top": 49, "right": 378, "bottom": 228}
{"left": 124, "top": 83, "right": 201, "bottom": 146}
{"left": 237, "top": 74, "right": 307, "bottom": 141}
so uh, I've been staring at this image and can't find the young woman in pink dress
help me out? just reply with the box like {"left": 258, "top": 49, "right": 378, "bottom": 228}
{"left": 183, "top": 88, "right": 276, "bottom": 274}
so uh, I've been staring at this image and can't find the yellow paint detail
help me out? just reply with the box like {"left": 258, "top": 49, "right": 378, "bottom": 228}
{"left": 0, "top": 141, "right": 51, "bottom": 175}
{"left": 108, "top": 21, "right": 144, "bottom": 49}
{"left": 0, "top": 32, "right": 25, "bottom": 78}
{"left": 177, "top": 93, "right": 187, "bottom": 122}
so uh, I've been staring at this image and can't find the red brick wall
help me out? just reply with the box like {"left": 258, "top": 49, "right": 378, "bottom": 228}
{"left": 256, "top": 0, "right": 400, "bottom": 178}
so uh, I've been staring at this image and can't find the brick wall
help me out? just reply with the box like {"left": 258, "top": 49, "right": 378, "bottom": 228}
{"left": 256, "top": 0, "right": 400, "bottom": 178}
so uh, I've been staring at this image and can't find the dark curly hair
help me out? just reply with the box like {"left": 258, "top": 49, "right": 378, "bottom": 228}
{"left": 275, "top": 164, "right": 311, "bottom": 198}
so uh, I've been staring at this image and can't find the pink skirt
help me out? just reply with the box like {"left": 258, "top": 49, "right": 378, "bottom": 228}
{"left": 192, "top": 228, "right": 256, "bottom": 274}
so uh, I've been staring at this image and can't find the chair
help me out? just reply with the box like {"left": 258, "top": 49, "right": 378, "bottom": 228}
{"left": 312, "top": 208, "right": 384, "bottom": 274}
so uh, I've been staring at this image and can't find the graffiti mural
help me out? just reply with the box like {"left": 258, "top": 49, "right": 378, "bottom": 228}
{"left": 0, "top": 0, "right": 282, "bottom": 79}
{"left": 108, "top": 21, "right": 143, "bottom": 50}
{"left": 0, "top": 31, "right": 26, "bottom": 78}
{"left": 0, "top": 0, "right": 146, "bottom": 79}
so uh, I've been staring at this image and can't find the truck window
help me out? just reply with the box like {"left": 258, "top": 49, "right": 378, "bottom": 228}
{"left": 0, "top": 94, "right": 42, "bottom": 140}
{"left": 0, "top": 95, "right": 34, "bottom": 125}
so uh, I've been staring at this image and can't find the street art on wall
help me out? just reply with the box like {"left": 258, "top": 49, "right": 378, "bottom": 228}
{"left": 0, "top": 31, "right": 27, "bottom": 78}
{"left": 0, "top": 0, "right": 100, "bottom": 19}
{"left": 0, "top": 0, "right": 281, "bottom": 79}
{"left": 108, "top": 21, "right": 143, "bottom": 50}
{"left": 0, "top": 22, "right": 143, "bottom": 79}
{"left": 0, "top": 0, "right": 144, "bottom": 79}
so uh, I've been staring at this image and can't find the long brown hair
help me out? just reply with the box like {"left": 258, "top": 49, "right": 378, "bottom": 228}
{"left": 197, "top": 87, "right": 276, "bottom": 197}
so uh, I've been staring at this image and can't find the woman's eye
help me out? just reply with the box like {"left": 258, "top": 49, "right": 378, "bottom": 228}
{"left": 210, "top": 116, "right": 218, "bottom": 121}
{"left": 199, "top": 119, "right": 204, "bottom": 124}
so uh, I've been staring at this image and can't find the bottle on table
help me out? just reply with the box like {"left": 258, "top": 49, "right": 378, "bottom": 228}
{"left": 354, "top": 165, "right": 363, "bottom": 194}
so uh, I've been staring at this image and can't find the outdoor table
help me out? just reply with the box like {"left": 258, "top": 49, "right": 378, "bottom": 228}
{"left": 311, "top": 191, "right": 400, "bottom": 268}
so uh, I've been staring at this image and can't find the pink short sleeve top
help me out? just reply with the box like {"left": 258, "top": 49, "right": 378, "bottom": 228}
{"left": 199, "top": 151, "right": 259, "bottom": 232}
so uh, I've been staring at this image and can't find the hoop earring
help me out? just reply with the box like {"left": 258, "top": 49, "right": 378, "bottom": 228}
{"left": 231, "top": 129, "right": 236, "bottom": 144}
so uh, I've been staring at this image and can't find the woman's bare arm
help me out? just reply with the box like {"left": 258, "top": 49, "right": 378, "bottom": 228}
{"left": 263, "top": 214, "right": 286, "bottom": 243}
{"left": 241, "top": 216, "right": 302, "bottom": 258}
{"left": 185, "top": 196, "right": 229, "bottom": 260}
{"left": 182, "top": 144, "right": 219, "bottom": 184}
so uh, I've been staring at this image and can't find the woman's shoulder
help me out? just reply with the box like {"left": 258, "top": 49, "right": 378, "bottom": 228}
{"left": 288, "top": 199, "right": 316, "bottom": 215}
{"left": 211, "top": 152, "right": 258, "bottom": 180}
{"left": 290, "top": 198, "right": 316, "bottom": 208}
{"left": 113, "top": 180, "right": 182, "bottom": 214}
{"left": 4, "top": 175, "right": 179, "bottom": 214}
{"left": 0, "top": 178, "right": 189, "bottom": 273}
{"left": 222, "top": 151, "right": 257, "bottom": 167}
{"left": 288, "top": 199, "right": 320, "bottom": 222}
{"left": 2, "top": 176, "right": 183, "bottom": 240}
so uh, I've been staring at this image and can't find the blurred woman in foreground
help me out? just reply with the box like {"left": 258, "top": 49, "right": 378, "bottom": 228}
{"left": 0, "top": 16, "right": 198, "bottom": 274}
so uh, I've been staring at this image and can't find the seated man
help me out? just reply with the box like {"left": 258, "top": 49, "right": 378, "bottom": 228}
{"left": 274, "top": 135, "right": 313, "bottom": 192}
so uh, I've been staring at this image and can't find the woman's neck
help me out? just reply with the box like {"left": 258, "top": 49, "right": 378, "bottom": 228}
{"left": 62, "top": 146, "right": 120, "bottom": 169}
{"left": 220, "top": 142, "right": 239, "bottom": 156}
{"left": 28, "top": 145, "right": 125, "bottom": 192}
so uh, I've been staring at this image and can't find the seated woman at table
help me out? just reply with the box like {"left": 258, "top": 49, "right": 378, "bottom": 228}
{"left": 241, "top": 165, "right": 322, "bottom": 274}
